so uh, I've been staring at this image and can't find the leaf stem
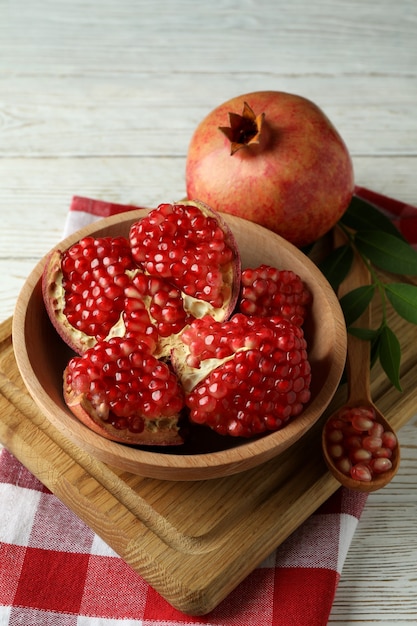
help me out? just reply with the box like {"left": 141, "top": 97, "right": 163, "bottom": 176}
{"left": 338, "top": 222, "right": 389, "bottom": 327}
{"left": 333, "top": 220, "right": 401, "bottom": 388}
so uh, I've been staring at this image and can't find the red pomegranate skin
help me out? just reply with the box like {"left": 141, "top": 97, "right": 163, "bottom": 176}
{"left": 185, "top": 91, "right": 355, "bottom": 247}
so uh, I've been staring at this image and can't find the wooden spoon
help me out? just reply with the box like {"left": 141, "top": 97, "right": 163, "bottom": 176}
{"left": 322, "top": 233, "right": 400, "bottom": 492}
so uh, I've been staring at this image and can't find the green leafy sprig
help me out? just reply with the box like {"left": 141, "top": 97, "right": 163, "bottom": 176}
{"left": 317, "top": 195, "right": 417, "bottom": 391}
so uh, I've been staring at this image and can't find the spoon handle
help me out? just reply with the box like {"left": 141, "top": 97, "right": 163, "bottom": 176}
{"left": 335, "top": 228, "right": 372, "bottom": 405}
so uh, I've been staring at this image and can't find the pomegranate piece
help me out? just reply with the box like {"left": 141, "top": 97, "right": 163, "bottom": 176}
{"left": 324, "top": 406, "right": 398, "bottom": 482}
{"left": 64, "top": 336, "right": 184, "bottom": 445}
{"left": 43, "top": 235, "right": 137, "bottom": 354}
{"left": 129, "top": 201, "right": 241, "bottom": 319}
{"left": 172, "top": 314, "right": 312, "bottom": 438}
{"left": 238, "top": 264, "right": 312, "bottom": 325}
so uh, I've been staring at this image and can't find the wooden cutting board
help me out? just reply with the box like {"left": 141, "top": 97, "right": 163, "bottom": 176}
{"left": 0, "top": 304, "right": 416, "bottom": 616}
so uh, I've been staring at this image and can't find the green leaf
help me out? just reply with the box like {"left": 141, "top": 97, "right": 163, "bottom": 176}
{"left": 355, "top": 230, "right": 417, "bottom": 275}
{"left": 341, "top": 196, "right": 407, "bottom": 241}
{"left": 385, "top": 282, "right": 417, "bottom": 324}
{"left": 377, "top": 325, "right": 402, "bottom": 391}
{"left": 318, "top": 244, "right": 353, "bottom": 291}
{"left": 339, "top": 285, "right": 375, "bottom": 326}
{"left": 348, "top": 326, "right": 378, "bottom": 341}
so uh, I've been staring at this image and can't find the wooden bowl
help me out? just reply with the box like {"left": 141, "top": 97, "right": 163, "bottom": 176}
{"left": 13, "top": 210, "right": 347, "bottom": 480}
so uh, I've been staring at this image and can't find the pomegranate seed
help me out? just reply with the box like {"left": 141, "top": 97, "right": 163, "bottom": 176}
{"left": 369, "top": 422, "right": 384, "bottom": 438}
{"left": 350, "top": 463, "right": 373, "bottom": 482}
{"left": 382, "top": 431, "right": 397, "bottom": 449}
{"left": 327, "top": 428, "right": 344, "bottom": 444}
{"left": 350, "top": 447, "right": 373, "bottom": 463}
{"left": 373, "top": 447, "right": 393, "bottom": 459}
{"left": 345, "top": 434, "right": 362, "bottom": 450}
{"left": 371, "top": 457, "right": 393, "bottom": 474}
{"left": 351, "top": 414, "right": 375, "bottom": 432}
{"left": 328, "top": 416, "right": 349, "bottom": 430}
{"left": 362, "top": 435, "right": 383, "bottom": 452}
{"left": 329, "top": 444, "right": 344, "bottom": 459}
{"left": 336, "top": 457, "right": 352, "bottom": 475}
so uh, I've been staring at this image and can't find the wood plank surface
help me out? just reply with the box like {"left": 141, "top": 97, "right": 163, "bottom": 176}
{"left": 1, "top": 0, "right": 417, "bottom": 621}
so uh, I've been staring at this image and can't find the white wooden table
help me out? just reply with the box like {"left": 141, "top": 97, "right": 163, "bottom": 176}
{"left": 1, "top": 1, "right": 416, "bottom": 623}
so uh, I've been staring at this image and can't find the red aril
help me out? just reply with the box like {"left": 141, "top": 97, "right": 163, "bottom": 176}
{"left": 186, "top": 91, "right": 354, "bottom": 247}
{"left": 123, "top": 271, "right": 192, "bottom": 358}
{"left": 43, "top": 235, "right": 137, "bottom": 353}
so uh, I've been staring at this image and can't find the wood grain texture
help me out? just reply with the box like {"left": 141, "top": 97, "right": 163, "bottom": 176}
{"left": 1, "top": 0, "right": 417, "bottom": 621}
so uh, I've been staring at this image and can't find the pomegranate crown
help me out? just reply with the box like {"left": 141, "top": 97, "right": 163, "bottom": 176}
{"left": 219, "top": 101, "right": 265, "bottom": 155}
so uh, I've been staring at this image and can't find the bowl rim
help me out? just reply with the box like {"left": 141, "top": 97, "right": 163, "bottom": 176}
{"left": 12, "top": 209, "right": 347, "bottom": 480}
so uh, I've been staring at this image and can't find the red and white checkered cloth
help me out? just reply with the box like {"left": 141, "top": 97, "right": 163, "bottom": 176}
{"left": 1, "top": 187, "right": 416, "bottom": 626}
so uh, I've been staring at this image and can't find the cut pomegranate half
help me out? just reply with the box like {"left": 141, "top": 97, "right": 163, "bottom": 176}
{"left": 64, "top": 336, "right": 185, "bottom": 445}
{"left": 172, "top": 314, "right": 312, "bottom": 438}
{"left": 129, "top": 201, "right": 241, "bottom": 322}
{"left": 43, "top": 235, "right": 137, "bottom": 353}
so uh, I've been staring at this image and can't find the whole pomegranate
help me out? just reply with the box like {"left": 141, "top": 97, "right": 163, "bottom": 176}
{"left": 185, "top": 91, "right": 355, "bottom": 247}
